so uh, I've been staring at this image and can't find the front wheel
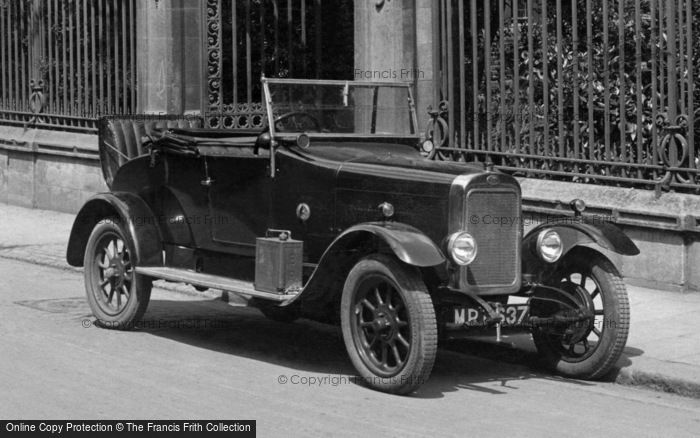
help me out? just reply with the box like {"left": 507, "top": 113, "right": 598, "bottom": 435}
{"left": 84, "top": 218, "right": 152, "bottom": 330}
{"left": 340, "top": 254, "right": 437, "bottom": 395}
{"left": 532, "top": 250, "right": 630, "bottom": 379}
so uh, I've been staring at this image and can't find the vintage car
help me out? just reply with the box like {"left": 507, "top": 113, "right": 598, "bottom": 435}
{"left": 67, "top": 78, "right": 638, "bottom": 394}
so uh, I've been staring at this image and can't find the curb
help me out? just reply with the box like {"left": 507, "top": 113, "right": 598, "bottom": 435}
{"left": 614, "top": 356, "right": 700, "bottom": 399}
{"left": 2, "top": 249, "right": 700, "bottom": 399}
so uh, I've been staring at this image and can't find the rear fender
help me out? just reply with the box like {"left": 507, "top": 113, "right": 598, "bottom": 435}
{"left": 66, "top": 192, "right": 163, "bottom": 267}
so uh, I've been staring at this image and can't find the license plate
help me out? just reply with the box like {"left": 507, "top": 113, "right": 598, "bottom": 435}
{"left": 450, "top": 303, "right": 529, "bottom": 328}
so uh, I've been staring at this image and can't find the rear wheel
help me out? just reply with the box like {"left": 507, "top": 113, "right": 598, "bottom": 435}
{"left": 340, "top": 254, "right": 437, "bottom": 394}
{"left": 84, "top": 218, "right": 152, "bottom": 330}
{"left": 532, "top": 250, "right": 629, "bottom": 379}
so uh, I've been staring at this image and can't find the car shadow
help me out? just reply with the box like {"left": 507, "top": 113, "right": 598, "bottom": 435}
{"left": 445, "top": 334, "right": 647, "bottom": 384}
{"left": 605, "top": 346, "right": 646, "bottom": 381}
{"left": 129, "top": 297, "right": 597, "bottom": 398}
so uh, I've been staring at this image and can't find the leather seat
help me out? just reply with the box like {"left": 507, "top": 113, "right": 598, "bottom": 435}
{"left": 97, "top": 115, "right": 203, "bottom": 188}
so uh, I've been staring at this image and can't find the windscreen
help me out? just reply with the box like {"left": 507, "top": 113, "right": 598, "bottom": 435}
{"left": 265, "top": 81, "right": 415, "bottom": 136}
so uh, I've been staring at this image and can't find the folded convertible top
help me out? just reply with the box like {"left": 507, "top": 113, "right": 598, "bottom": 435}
{"left": 150, "top": 129, "right": 266, "bottom": 158}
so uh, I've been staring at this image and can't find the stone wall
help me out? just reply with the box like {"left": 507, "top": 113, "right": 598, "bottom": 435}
{"left": 0, "top": 126, "right": 106, "bottom": 213}
{"left": 519, "top": 178, "right": 700, "bottom": 292}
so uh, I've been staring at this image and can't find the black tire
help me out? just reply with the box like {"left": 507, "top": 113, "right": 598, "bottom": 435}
{"left": 532, "top": 250, "right": 630, "bottom": 379}
{"left": 83, "top": 218, "right": 152, "bottom": 330}
{"left": 340, "top": 254, "right": 437, "bottom": 394}
{"left": 255, "top": 300, "right": 300, "bottom": 323}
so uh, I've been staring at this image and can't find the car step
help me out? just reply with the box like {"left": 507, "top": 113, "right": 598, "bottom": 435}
{"left": 135, "top": 266, "right": 297, "bottom": 302}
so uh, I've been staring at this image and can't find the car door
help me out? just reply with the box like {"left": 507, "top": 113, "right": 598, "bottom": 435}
{"left": 270, "top": 149, "right": 338, "bottom": 263}
{"left": 158, "top": 150, "right": 213, "bottom": 249}
{"left": 205, "top": 151, "right": 272, "bottom": 256}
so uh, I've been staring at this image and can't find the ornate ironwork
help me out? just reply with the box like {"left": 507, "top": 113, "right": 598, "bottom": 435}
{"left": 26, "top": 79, "right": 46, "bottom": 126}
{"left": 202, "top": 0, "right": 267, "bottom": 129}
{"left": 0, "top": 0, "right": 138, "bottom": 133}
{"left": 215, "top": 103, "right": 267, "bottom": 129}
{"left": 202, "top": 0, "right": 268, "bottom": 129}
{"left": 654, "top": 113, "right": 693, "bottom": 194}
{"left": 202, "top": 0, "right": 340, "bottom": 129}
{"left": 430, "top": 0, "right": 699, "bottom": 194}
{"left": 203, "top": 0, "right": 274, "bottom": 129}
{"left": 204, "top": 0, "right": 223, "bottom": 127}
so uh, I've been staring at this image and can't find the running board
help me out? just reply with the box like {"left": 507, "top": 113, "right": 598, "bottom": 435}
{"left": 135, "top": 266, "right": 298, "bottom": 302}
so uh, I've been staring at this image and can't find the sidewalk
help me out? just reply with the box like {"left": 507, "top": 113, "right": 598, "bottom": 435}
{"left": 2, "top": 202, "right": 700, "bottom": 398}
{"left": 0, "top": 204, "right": 248, "bottom": 303}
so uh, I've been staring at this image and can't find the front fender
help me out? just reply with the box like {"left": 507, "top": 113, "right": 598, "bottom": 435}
{"left": 334, "top": 222, "right": 446, "bottom": 267}
{"left": 66, "top": 192, "right": 163, "bottom": 267}
{"left": 522, "top": 220, "right": 639, "bottom": 274}
{"left": 293, "top": 222, "right": 445, "bottom": 320}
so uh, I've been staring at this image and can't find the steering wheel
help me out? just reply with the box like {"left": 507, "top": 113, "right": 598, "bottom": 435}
{"left": 274, "top": 111, "right": 321, "bottom": 133}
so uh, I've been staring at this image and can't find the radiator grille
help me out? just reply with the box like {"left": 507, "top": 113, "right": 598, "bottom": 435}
{"left": 465, "top": 190, "right": 519, "bottom": 287}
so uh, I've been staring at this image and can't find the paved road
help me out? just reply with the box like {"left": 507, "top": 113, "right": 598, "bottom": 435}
{"left": 1, "top": 258, "right": 699, "bottom": 437}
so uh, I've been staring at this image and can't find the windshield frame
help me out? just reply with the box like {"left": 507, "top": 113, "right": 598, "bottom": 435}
{"left": 261, "top": 77, "right": 420, "bottom": 142}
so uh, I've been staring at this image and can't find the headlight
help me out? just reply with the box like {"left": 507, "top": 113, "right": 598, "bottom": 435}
{"left": 537, "top": 229, "right": 563, "bottom": 263}
{"left": 447, "top": 232, "right": 477, "bottom": 266}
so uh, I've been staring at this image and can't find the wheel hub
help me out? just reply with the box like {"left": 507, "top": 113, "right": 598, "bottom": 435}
{"left": 560, "top": 281, "right": 595, "bottom": 344}
{"left": 372, "top": 306, "right": 398, "bottom": 340}
{"left": 105, "top": 254, "right": 127, "bottom": 286}
{"left": 98, "top": 237, "right": 131, "bottom": 294}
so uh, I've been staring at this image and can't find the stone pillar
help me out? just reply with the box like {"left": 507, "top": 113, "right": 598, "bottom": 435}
{"left": 136, "top": 0, "right": 202, "bottom": 114}
{"left": 414, "top": 0, "right": 436, "bottom": 131}
{"left": 354, "top": 0, "right": 436, "bottom": 133}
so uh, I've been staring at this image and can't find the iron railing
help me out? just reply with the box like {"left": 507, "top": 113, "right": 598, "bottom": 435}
{"left": 0, "top": 0, "right": 137, "bottom": 133}
{"left": 202, "top": 0, "right": 354, "bottom": 129}
{"left": 431, "top": 0, "right": 699, "bottom": 194}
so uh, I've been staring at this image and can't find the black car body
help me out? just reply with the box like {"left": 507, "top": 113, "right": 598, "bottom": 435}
{"left": 67, "top": 78, "right": 639, "bottom": 394}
